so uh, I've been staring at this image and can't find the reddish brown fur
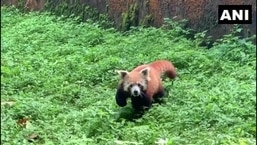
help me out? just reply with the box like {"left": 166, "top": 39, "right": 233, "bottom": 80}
{"left": 142, "top": 60, "right": 176, "bottom": 101}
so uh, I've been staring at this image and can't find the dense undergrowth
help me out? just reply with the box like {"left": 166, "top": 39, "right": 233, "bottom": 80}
{"left": 1, "top": 7, "right": 256, "bottom": 145}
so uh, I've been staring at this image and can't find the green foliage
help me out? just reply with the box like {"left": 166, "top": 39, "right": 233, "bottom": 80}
{"left": 1, "top": 7, "right": 256, "bottom": 145}
{"left": 212, "top": 25, "right": 256, "bottom": 65}
{"left": 162, "top": 17, "right": 192, "bottom": 38}
{"left": 193, "top": 30, "right": 213, "bottom": 48}
{"left": 121, "top": 4, "right": 139, "bottom": 31}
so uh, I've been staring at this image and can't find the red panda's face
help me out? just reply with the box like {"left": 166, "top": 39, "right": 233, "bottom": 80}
{"left": 123, "top": 80, "right": 147, "bottom": 97}
{"left": 117, "top": 67, "right": 150, "bottom": 97}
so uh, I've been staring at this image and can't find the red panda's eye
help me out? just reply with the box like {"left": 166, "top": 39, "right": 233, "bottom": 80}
{"left": 138, "top": 83, "right": 141, "bottom": 87}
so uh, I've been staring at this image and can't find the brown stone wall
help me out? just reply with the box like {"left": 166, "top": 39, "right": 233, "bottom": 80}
{"left": 106, "top": 0, "right": 256, "bottom": 39}
{"left": 1, "top": 0, "right": 18, "bottom": 7}
{"left": 1, "top": 0, "right": 256, "bottom": 40}
{"left": 24, "top": 0, "right": 45, "bottom": 11}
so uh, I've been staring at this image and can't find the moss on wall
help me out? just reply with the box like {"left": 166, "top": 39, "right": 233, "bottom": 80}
{"left": 120, "top": 1, "right": 153, "bottom": 30}
{"left": 121, "top": 3, "right": 139, "bottom": 31}
{"left": 140, "top": 14, "right": 153, "bottom": 27}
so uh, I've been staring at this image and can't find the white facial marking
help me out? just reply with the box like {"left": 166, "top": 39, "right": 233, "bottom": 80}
{"left": 130, "top": 85, "right": 141, "bottom": 97}
{"left": 123, "top": 82, "right": 131, "bottom": 92}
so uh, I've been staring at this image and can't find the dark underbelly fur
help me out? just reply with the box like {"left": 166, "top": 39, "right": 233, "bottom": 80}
{"left": 115, "top": 85, "right": 170, "bottom": 119}
{"left": 131, "top": 88, "right": 168, "bottom": 112}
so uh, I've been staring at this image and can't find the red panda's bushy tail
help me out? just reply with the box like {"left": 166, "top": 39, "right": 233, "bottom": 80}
{"left": 149, "top": 60, "right": 176, "bottom": 79}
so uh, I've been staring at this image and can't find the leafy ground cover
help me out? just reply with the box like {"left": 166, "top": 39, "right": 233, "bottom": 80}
{"left": 1, "top": 7, "right": 256, "bottom": 145}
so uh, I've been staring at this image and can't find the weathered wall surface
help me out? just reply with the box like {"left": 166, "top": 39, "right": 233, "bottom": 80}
{"left": 106, "top": 0, "right": 256, "bottom": 40}
{"left": 1, "top": 0, "right": 18, "bottom": 7}
{"left": 2, "top": 0, "right": 256, "bottom": 41}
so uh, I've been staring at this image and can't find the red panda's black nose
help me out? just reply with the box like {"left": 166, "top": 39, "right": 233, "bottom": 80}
{"left": 133, "top": 90, "right": 139, "bottom": 96}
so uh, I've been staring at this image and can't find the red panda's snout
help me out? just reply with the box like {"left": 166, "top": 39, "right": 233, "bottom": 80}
{"left": 130, "top": 85, "right": 141, "bottom": 97}
{"left": 124, "top": 82, "right": 147, "bottom": 98}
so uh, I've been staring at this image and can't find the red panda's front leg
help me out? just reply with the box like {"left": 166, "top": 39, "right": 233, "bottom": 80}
{"left": 115, "top": 86, "right": 130, "bottom": 107}
{"left": 143, "top": 96, "right": 153, "bottom": 108}
{"left": 131, "top": 94, "right": 152, "bottom": 111}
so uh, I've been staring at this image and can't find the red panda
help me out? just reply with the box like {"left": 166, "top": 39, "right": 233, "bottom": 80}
{"left": 115, "top": 60, "right": 176, "bottom": 111}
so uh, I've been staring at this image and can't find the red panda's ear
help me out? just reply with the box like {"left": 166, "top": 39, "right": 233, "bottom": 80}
{"left": 117, "top": 70, "right": 129, "bottom": 79}
{"left": 140, "top": 67, "right": 150, "bottom": 80}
